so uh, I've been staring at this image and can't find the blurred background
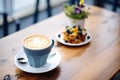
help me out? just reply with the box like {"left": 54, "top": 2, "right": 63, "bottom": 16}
{"left": 0, "top": 0, "right": 120, "bottom": 38}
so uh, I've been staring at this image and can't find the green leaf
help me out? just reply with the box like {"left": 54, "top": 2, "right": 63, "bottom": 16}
{"left": 64, "top": 4, "right": 89, "bottom": 20}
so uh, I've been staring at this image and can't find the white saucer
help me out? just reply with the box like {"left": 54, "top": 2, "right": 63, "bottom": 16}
{"left": 14, "top": 49, "right": 61, "bottom": 73}
{"left": 56, "top": 31, "right": 92, "bottom": 46}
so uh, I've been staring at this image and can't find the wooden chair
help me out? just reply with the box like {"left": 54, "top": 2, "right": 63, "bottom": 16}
{"left": 33, "top": 0, "right": 52, "bottom": 23}
{"left": 0, "top": 12, "right": 20, "bottom": 37}
{"left": 0, "top": 0, "right": 21, "bottom": 37}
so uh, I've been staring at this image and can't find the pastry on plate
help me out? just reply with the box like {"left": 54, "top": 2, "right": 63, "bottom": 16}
{"left": 63, "top": 25, "right": 87, "bottom": 44}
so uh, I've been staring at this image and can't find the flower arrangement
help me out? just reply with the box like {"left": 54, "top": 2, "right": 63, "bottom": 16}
{"left": 64, "top": 0, "right": 89, "bottom": 20}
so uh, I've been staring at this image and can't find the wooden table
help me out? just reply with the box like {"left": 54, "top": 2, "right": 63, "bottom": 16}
{"left": 0, "top": 6, "right": 120, "bottom": 80}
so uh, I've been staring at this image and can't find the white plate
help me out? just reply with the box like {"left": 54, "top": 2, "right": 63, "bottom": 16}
{"left": 14, "top": 49, "right": 61, "bottom": 73}
{"left": 56, "top": 31, "right": 92, "bottom": 46}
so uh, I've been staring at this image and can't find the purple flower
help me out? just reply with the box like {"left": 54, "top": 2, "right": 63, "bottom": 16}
{"left": 75, "top": 8, "right": 82, "bottom": 14}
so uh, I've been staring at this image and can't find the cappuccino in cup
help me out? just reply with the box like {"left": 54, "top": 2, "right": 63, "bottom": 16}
{"left": 23, "top": 34, "right": 54, "bottom": 68}
{"left": 23, "top": 35, "right": 51, "bottom": 50}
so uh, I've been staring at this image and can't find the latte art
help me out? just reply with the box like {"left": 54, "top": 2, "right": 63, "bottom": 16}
{"left": 26, "top": 37, "right": 49, "bottom": 49}
{"left": 23, "top": 35, "right": 51, "bottom": 49}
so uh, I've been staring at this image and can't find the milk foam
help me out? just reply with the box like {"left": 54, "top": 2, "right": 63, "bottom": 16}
{"left": 23, "top": 35, "right": 50, "bottom": 49}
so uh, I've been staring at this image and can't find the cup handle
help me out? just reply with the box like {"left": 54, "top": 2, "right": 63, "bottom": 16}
{"left": 51, "top": 39, "right": 55, "bottom": 48}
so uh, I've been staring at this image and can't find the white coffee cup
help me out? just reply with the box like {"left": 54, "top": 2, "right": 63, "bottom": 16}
{"left": 23, "top": 34, "right": 54, "bottom": 68}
